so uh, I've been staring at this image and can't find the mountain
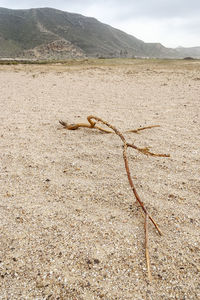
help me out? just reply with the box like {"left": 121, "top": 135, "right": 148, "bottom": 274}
{"left": 0, "top": 7, "right": 199, "bottom": 59}
{"left": 175, "top": 46, "right": 200, "bottom": 59}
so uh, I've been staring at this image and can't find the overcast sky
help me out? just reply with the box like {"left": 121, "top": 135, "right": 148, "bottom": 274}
{"left": 1, "top": 0, "right": 199, "bottom": 48}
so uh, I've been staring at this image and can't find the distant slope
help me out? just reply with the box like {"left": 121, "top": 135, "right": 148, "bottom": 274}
{"left": 175, "top": 46, "right": 200, "bottom": 59}
{"left": 0, "top": 7, "right": 199, "bottom": 59}
{"left": 0, "top": 7, "right": 56, "bottom": 56}
{"left": 0, "top": 7, "right": 143, "bottom": 58}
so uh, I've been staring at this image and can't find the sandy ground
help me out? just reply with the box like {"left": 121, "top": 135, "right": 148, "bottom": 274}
{"left": 0, "top": 60, "right": 199, "bottom": 299}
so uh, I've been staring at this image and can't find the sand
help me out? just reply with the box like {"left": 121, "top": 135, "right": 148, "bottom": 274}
{"left": 0, "top": 60, "right": 199, "bottom": 299}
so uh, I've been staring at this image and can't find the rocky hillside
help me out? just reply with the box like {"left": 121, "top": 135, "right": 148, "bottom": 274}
{"left": 24, "top": 40, "right": 86, "bottom": 59}
{"left": 0, "top": 7, "right": 199, "bottom": 59}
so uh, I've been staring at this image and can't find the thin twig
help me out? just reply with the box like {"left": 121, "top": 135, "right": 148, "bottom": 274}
{"left": 59, "top": 118, "right": 163, "bottom": 135}
{"left": 126, "top": 125, "right": 160, "bottom": 133}
{"left": 127, "top": 143, "right": 170, "bottom": 157}
{"left": 145, "top": 214, "right": 152, "bottom": 281}
{"left": 59, "top": 115, "right": 169, "bottom": 278}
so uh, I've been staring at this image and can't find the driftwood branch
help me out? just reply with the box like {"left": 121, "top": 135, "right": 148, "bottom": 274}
{"left": 59, "top": 115, "right": 170, "bottom": 280}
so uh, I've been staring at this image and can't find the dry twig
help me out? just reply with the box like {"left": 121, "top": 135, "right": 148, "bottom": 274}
{"left": 59, "top": 115, "right": 170, "bottom": 280}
